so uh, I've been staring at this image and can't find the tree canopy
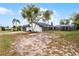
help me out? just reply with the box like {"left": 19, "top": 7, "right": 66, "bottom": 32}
{"left": 21, "top": 4, "right": 53, "bottom": 31}
{"left": 21, "top": 4, "right": 53, "bottom": 23}
{"left": 70, "top": 12, "right": 79, "bottom": 29}
{"left": 60, "top": 19, "right": 70, "bottom": 25}
{"left": 12, "top": 18, "right": 20, "bottom": 27}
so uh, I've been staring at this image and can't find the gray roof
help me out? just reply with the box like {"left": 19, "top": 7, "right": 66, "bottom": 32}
{"left": 22, "top": 22, "right": 53, "bottom": 28}
{"left": 35, "top": 22, "right": 53, "bottom": 28}
{"left": 55, "top": 24, "right": 75, "bottom": 27}
{"left": 22, "top": 24, "right": 30, "bottom": 27}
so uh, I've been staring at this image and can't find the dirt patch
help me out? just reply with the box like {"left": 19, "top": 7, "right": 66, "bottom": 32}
{"left": 12, "top": 32, "right": 79, "bottom": 56}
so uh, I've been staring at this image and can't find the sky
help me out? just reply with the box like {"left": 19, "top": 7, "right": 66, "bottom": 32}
{"left": 0, "top": 3, "right": 79, "bottom": 27}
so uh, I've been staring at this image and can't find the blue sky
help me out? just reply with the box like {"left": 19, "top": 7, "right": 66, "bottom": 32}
{"left": 0, "top": 3, "right": 79, "bottom": 27}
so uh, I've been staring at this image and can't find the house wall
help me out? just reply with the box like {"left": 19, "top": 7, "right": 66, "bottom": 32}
{"left": 26, "top": 23, "right": 42, "bottom": 32}
{"left": 34, "top": 24, "right": 42, "bottom": 32}
{"left": 54, "top": 25, "right": 76, "bottom": 31}
{"left": 26, "top": 27, "right": 31, "bottom": 31}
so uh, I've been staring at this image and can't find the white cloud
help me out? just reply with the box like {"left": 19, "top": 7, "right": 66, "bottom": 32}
{"left": 53, "top": 10, "right": 61, "bottom": 18}
{"left": 50, "top": 10, "right": 61, "bottom": 25}
{"left": 18, "top": 10, "right": 22, "bottom": 14}
{"left": 37, "top": 8, "right": 61, "bottom": 25}
{"left": 0, "top": 7, "right": 12, "bottom": 14}
{"left": 40, "top": 8, "right": 48, "bottom": 11}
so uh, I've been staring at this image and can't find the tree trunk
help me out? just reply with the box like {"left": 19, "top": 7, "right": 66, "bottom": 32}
{"left": 31, "top": 23, "right": 34, "bottom": 32}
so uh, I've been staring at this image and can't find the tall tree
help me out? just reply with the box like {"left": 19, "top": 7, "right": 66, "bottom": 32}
{"left": 60, "top": 19, "right": 70, "bottom": 25}
{"left": 12, "top": 18, "right": 20, "bottom": 31}
{"left": 21, "top": 4, "right": 53, "bottom": 31}
{"left": 74, "top": 13, "right": 79, "bottom": 29}
{"left": 65, "top": 19, "right": 70, "bottom": 24}
{"left": 60, "top": 19, "right": 65, "bottom": 25}
{"left": 70, "top": 13, "right": 79, "bottom": 29}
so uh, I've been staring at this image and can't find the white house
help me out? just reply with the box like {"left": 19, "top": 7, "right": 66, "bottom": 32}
{"left": 22, "top": 22, "right": 53, "bottom": 32}
{"left": 26, "top": 23, "right": 42, "bottom": 32}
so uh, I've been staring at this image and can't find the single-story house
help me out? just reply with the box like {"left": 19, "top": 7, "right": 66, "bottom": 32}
{"left": 54, "top": 24, "right": 76, "bottom": 31}
{"left": 22, "top": 22, "right": 53, "bottom": 32}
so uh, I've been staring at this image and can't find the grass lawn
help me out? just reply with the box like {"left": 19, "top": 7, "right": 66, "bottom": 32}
{"left": 0, "top": 31, "right": 11, "bottom": 33}
{"left": 64, "top": 31, "right": 79, "bottom": 48}
{"left": 0, "top": 31, "right": 25, "bottom": 33}
{"left": 0, "top": 31, "right": 29, "bottom": 56}
{"left": 0, "top": 30, "right": 79, "bottom": 55}
{"left": 48, "top": 30, "right": 79, "bottom": 48}
{"left": 0, "top": 34, "right": 16, "bottom": 56}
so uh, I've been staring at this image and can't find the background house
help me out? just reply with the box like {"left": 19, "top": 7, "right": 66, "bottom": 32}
{"left": 22, "top": 25, "right": 30, "bottom": 31}
{"left": 54, "top": 24, "right": 76, "bottom": 31}
{"left": 54, "top": 20, "right": 76, "bottom": 31}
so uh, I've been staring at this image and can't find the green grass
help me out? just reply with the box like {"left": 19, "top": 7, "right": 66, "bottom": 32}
{"left": 0, "top": 32, "right": 28, "bottom": 56}
{"left": 0, "top": 31, "right": 12, "bottom": 33}
{"left": 0, "top": 30, "right": 79, "bottom": 55}
{"left": 65, "top": 31, "right": 79, "bottom": 37}
{"left": 0, "top": 34, "right": 15, "bottom": 55}
{"left": 64, "top": 31, "right": 79, "bottom": 48}
{"left": 48, "top": 30, "right": 79, "bottom": 48}
{"left": 0, "top": 39, "right": 11, "bottom": 50}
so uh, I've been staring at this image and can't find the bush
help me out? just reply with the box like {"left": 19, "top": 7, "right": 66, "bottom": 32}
{"left": 1, "top": 27, "right": 5, "bottom": 31}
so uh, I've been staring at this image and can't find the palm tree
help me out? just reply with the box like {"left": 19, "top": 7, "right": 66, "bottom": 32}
{"left": 65, "top": 19, "right": 70, "bottom": 24}
{"left": 69, "top": 12, "right": 79, "bottom": 29}
{"left": 60, "top": 19, "right": 70, "bottom": 25}
{"left": 60, "top": 19, "right": 65, "bottom": 25}
{"left": 12, "top": 18, "right": 20, "bottom": 31}
{"left": 43, "top": 10, "right": 52, "bottom": 24}
{"left": 21, "top": 4, "right": 53, "bottom": 31}
{"left": 16, "top": 20, "right": 20, "bottom": 26}
{"left": 12, "top": 18, "right": 16, "bottom": 27}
